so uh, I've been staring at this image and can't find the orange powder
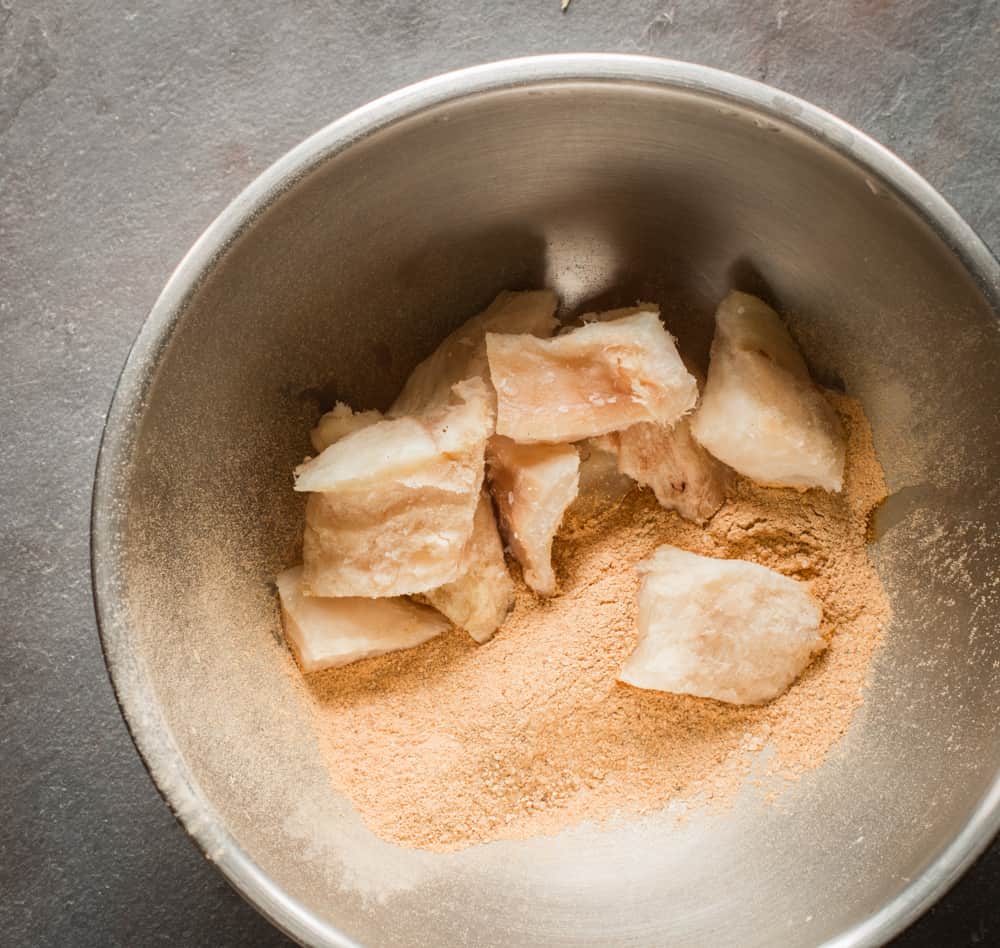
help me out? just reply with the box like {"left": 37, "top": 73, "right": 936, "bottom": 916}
{"left": 299, "top": 393, "right": 890, "bottom": 851}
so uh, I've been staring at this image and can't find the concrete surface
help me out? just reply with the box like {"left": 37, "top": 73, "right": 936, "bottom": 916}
{"left": 1, "top": 1, "right": 998, "bottom": 945}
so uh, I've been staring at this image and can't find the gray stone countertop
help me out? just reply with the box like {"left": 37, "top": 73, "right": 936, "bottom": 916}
{"left": 2, "top": 1, "right": 997, "bottom": 945}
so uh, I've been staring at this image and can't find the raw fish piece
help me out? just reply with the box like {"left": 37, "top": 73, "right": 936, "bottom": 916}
{"left": 619, "top": 545, "right": 825, "bottom": 705}
{"left": 487, "top": 312, "right": 698, "bottom": 443}
{"left": 276, "top": 566, "right": 449, "bottom": 673}
{"left": 605, "top": 419, "right": 731, "bottom": 523}
{"left": 296, "top": 379, "right": 492, "bottom": 597}
{"left": 487, "top": 436, "right": 579, "bottom": 596}
{"left": 690, "top": 291, "right": 845, "bottom": 491}
{"left": 558, "top": 302, "right": 658, "bottom": 333}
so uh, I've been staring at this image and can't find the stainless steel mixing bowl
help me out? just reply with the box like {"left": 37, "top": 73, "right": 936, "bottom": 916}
{"left": 92, "top": 55, "right": 1000, "bottom": 947}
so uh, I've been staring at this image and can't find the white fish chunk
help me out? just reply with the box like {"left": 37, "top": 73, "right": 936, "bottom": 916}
{"left": 558, "top": 302, "right": 659, "bottom": 333}
{"left": 310, "top": 402, "right": 383, "bottom": 453}
{"left": 603, "top": 419, "right": 731, "bottom": 524}
{"left": 424, "top": 491, "right": 515, "bottom": 644}
{"left": 487, "top": 436, "right": 580, "bottom": 596}
{"left": 390, "top": 289, "right": 559, "bottom": 416}
{"left": 295, "top": 379, "right": 492, "bottom": 597}
{"left": 690, "top": 291, "right": 846, "bottom": 491}
{"left": 276, "top": 566, "right": 449, "bottom": 673}
{"left": 487, "top": 311, "right": 698, "bottom": 443}
{"left": 296, "top": 377, "right": 491, "bottom": 493}
{"left": 619, "top": 545, "right": 825, "bottom": 705}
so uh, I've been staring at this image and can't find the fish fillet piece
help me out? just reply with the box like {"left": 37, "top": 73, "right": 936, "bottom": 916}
{"left": 602, "top": 420, "right": 731, "bottom": 524}
{"left": 276, "top": 566, "right": 448, "bottom": 673}
{"left": 619, "top": 545, "right": 825, "bottom": 705}
{"left": 310, "top": 402, "right": 383, "bottom": 453}
{"left": 487, "top": 311, "right": 698, "bottom": 443}
{"left": 295, "top": 378, "right": 493, "bottom": 597}
{"left": 558, "top": 302, "right": 658, "bottom": 333}
{"left": 424, "top": 491, "right": 515, "bottom": 644}
{"left": 487, "top": 436, "right": 579, "bottom": 596}
{"left": 690, "top": 291, "right": 846, "bottom": 491}
{"left": 391, "top": 289, "right": 559, "bottom": 416}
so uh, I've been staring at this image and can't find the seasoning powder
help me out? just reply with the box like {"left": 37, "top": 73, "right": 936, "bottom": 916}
{"left": 298, "top": 394, "right": 890, "bottom": 852}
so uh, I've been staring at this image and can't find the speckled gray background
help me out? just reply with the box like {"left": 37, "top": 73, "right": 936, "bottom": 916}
{"left": 2, "top": 2, "right": 998, "bottom": 945}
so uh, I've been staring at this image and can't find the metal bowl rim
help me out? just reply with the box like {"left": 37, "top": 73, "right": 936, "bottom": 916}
{"left": 90, "top": 53, "right": 1000, "bottom": 948}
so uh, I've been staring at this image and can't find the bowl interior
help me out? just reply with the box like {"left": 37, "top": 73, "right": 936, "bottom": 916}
{"left": 97, "top": 68, "right": 1000, "bottom": 947}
